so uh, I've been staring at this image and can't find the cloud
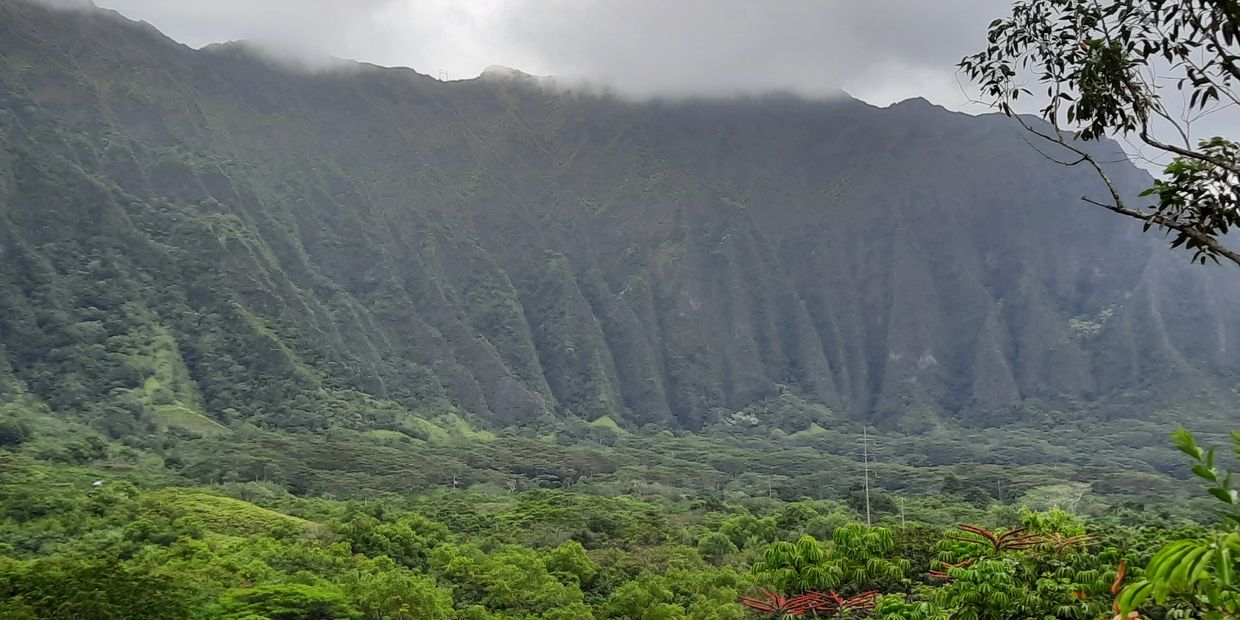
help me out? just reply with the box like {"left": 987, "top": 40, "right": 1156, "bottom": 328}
{"left": 87, "top": 0, "right": 1005, "bottom": 105}
{"left": 87, "top": 0, "right": 520, "bottom": 78}
{"left": 42, "top": 0, "right": 1239, "bottom": 144}
{"left": 492, "top": 0, "right": 996, "bottom": 102}
{"left": 24, "top": 0, "right": 96, "bottom": 10}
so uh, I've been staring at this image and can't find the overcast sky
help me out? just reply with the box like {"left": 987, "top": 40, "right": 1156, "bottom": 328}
{"left": 47, "top": 0, "right": 1231, "bottom": 153}
{"left": 86, "top": 0, "right": 1003, "bottom": 107}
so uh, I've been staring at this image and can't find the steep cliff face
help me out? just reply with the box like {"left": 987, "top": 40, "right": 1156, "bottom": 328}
{"left": 0, "top": 0, "right": 1236, "bottom": 433}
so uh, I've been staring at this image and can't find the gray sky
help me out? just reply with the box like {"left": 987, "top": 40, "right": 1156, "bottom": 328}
{"left": 59, "top": 0, "right": 1235, "bottom": 152}
{"left": 89, "top": 0, "right": 1001, "bottom": 107}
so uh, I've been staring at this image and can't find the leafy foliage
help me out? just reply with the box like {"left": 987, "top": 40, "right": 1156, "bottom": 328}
{"left": 0, "top": 0, "right": 1238, "bottom": 446}
{"left": 1119, "top": 429, "right": 1240, "bottom": 619}
{"left": 0, "top": 424, "right": 1231, "bottom": 619}
{"left": 0, "top": 420, "right": 31, "bottom": 448}
{"left": 751, "top": 526, "right": 909, "bottom": 596}
{"left": 215, "top": 583, "right": 361, "bottom": 620}
{"left": 740, "top": 589, "right": 878, "bottom": 618}
{"left": 961, "top": 0, "right": 1240, "bottom": 264}
{"left": 945, "top": 524, "right": 1044, "bottom": 555}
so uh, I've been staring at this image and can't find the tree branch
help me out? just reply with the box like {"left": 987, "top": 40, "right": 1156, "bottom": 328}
{"left": 1015, "top": 115, "right": 1240, "bottom": 267}
{"left": 1139, "top": 122, "right": 1240, "bottom": 175}
{"left": 1081, "top": 196, "right": 1240, "bottom": 265}
{"left": 1201, "top": 0, "right": 1240, "bottom": 49}
{"left": 1186, "top": 1, "right": 1240, "bottom": 83}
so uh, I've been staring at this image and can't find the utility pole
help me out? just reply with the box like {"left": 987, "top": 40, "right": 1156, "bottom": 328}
{"left": 899, "top": 496, "right": 905, "bottom": 527}
{"left": 862, "top": 427, "right": 872, "bottom": 526}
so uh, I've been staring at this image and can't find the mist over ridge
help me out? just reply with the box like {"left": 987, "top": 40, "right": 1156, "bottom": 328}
{"left": 18, "top": 0, "right": 995, "bottom": 105}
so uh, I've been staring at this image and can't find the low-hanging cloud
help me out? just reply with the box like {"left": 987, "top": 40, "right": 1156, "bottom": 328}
{"left": 494, "top": 0, "right": 995, "bottom": 101}
{"left": 30, "top": 0, "right": 1240, "bottom": 147}
{"left": 82, "top": 0, "right": 1001, "bottom": 106}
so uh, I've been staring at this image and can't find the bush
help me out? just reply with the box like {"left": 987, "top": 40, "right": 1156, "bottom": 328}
{"left": 216, "top": 583, "right": 360, "bottom": 620}
{"left": 697, "top": 532, "right": 739, "bottom": 564}
{"left": 0, "top": 419, "right": 31, "bottom": 448}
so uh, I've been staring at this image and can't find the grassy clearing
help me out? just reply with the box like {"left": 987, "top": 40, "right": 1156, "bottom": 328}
{"left": 149, "top": 490, "right": 323, "bottom": 538}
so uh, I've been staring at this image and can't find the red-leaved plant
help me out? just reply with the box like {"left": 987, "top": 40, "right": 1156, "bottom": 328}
{"left": 740, "top": 589, "right": 879, "bottom": 617}
{"left": 948, "top": 524, "right": 1044, "bottom": 553}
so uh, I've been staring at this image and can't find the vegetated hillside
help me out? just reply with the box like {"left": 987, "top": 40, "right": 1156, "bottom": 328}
{"left": 1, "top": 0, "right": 1237, "bottom": 438}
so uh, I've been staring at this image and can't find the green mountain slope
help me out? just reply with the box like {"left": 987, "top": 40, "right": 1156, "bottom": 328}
{"left": 0, "top": 0, "right": 1237, "bottom": 437}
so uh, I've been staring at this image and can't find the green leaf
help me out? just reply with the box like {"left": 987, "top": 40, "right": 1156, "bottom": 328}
{"left": 1118, "top": 580, "right": 1154, "bottom": 615}
{"left": 1173, "top": 428, "right": 1204, "bottom": 460}
{"left": 1218, "top": 546, "right": 1233, "bottom": 588}
{"left": 1195, "top": 464, "right": 1220, "bottom": 482}
{"left": 1208, "top": 488, "right": 1239, "bottom": 505}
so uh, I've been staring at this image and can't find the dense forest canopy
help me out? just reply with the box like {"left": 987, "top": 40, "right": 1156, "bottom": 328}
{"left": 1, "top": 0, "right": 1239, "bottom": 440}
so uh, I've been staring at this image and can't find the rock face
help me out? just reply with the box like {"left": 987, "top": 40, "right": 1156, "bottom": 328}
{"left": 0, "top": 0, "right": 1237, "bottom": 432}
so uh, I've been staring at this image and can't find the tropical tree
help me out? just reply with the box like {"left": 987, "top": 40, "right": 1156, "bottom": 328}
{"left": 944, "top": 524, "right": 1044, "bottom": 555}
{"left": 930, "top": 557, "right": 1043, "bottom": 619}
{"left": 0, "top": 557, "right": 194, "bottom": 620}
{"left": 920, "top": 515, "right": 1120, "bottom": 619}
{"left": 961, "top": 0, "right": 1240, "bottom": 265}
{"left": 599, "top": 573, "right": 681, "bottom": 620}
{"left": 215, "top": 583, "right": 361, "bottom": 620}
{"left": 751, "top": 525, "right": 908, "bottom": 597}
{"left": 338, "top": 561, "right": 455, "bottom": 620}
{"left": 331, "top": 511, "right": 449, "bottom": 571}
{"left": 0, "top": 419, "right": 31, "bottom": 448}
{"left": 698, "top": 532, "right": 740, "bottom": 565}
{"left": 1119, "top": 428, "right": 1240, "bottom": 619}
{"left": 546, "top": 540, "right": 598, "bottom": 586}
{"left": 740, "top": 589, "right": 879, "bottom": 619}
{"left": 827, "top": 524, "right": 911, "bottom": 594}
{"left": 873, "top": 595, "right": 951, "bottom": 620}
{"left": 752, "top": 535, "right": 834, "bottom": 594}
